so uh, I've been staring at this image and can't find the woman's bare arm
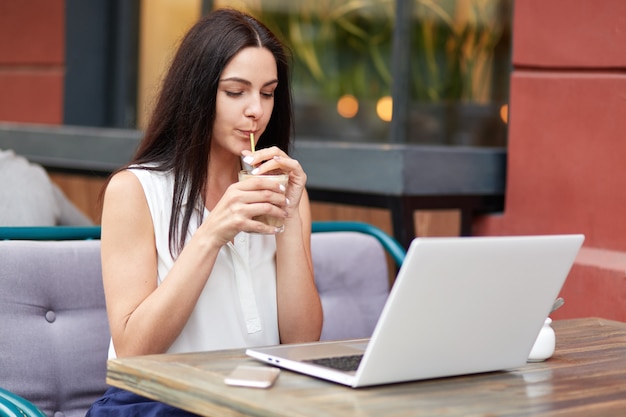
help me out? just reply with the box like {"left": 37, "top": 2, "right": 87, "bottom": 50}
{"left": 101, "top": 171, "right": 222, "bottom": 357}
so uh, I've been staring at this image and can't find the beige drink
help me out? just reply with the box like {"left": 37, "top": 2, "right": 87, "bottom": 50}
{"left": 238, "top": 170, "right": 289, "bottom": 232}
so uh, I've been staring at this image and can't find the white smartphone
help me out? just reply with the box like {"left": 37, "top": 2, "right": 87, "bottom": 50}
{"left": 224, "top": 365, "right": 280, "bottom": 388}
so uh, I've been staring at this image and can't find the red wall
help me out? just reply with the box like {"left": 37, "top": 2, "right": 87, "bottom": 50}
{"left": 0, "top": 0, "right": 65, "bottom": 124}
{"left": 475, "top": 0, "right": 626, "bottom": 321}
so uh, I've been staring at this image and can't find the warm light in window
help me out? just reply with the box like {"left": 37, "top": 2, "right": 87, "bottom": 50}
{"left": 376, "top": 96, "right": 393, "bottom": 122}
{"left": 500, "top": 104, "right": 508, "bottom": 124}
{"left": 337, "top": 94, "right": 359, "bottom": 118}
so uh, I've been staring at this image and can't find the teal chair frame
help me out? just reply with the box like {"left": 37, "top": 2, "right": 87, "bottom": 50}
{"left": 0, "top": 222, "right": 405, "bottom": 266}
{"left": 0, "top": 387, "right": 46, "bottom": 417}
{"left": 311, "top": 221, "right": 406, "bottom": 267}
{"left": 0, "top": 226, "right": 102, "bottom": 241}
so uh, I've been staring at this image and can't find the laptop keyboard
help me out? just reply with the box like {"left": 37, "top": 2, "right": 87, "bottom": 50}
{"left": 305, "top": 354, "right": 364, "bottom": 372}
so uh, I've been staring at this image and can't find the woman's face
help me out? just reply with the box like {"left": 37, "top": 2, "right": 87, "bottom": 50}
{"left": 213, "top": 46, "right": 278, "bottom": 157}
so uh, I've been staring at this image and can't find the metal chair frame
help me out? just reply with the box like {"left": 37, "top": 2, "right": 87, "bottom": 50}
{"left": 0, "top": 222, "right": 405, "bottom": 266}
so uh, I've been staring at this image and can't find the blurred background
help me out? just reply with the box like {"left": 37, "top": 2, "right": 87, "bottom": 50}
{"left": 4, "top": 0, "right": 626, "bottom": 320}
{"left": 0, "top": 0, "right": 513, "bottom": 235}
{"left": 57, "top": 0, "right": 512, "bottom": 146}
{"left": 134, "top": 0, "right": 511, "bottom": 147}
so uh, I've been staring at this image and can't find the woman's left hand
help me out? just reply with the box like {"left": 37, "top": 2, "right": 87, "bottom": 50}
{"left": 241, "top": 147, "right": 306, "bottom": 217}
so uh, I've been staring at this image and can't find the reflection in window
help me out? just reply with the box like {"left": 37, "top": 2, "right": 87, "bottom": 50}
{"left": 215, "top": 0, "right": 511, "bottom": 147}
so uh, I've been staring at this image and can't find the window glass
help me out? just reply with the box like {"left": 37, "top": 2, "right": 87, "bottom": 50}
{"left": 408, "top": 0, "right": 512, "bottom": 146}
{"left": 215, "top": 0, "right": 511, "bottom": 146}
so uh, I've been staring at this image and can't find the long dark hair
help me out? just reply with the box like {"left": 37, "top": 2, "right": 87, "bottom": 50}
{"left": 127, "top": 8, "right": 293, "bottom": 256}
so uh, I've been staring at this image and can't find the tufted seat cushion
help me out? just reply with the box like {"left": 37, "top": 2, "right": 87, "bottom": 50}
{"left": 0, "top": 240, "right": 109, "bottom": 417}
{"left": 311, "top": 232, "right": 390, "bottom": 341}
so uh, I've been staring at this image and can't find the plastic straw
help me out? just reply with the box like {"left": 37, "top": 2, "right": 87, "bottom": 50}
{"left": 250, "top": 132, "right": 255, "bottom": 152}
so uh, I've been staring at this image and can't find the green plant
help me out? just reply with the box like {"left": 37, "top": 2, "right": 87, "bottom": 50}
{"left": 248, "top": 0, "right": 394, "bottom": 100}
{"left": 242, "top": 0, "right": 509, "bottom": 103}
{"left": 411, "top": 0, "right": 511, "bottom": 102}
{"left": 222, "top": 0, "right": 510, "bottom": 145}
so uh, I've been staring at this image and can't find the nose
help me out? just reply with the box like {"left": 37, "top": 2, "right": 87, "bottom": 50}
{"left": 244, "top": 94, "right": 264, "bottom": 119}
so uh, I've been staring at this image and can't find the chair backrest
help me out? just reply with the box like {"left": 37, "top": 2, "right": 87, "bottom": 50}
{"left": 311, "top": 231, "right": 391, "bottom": 340}
{"left": 0, "top": 240, "right": 109, "bottom": 417}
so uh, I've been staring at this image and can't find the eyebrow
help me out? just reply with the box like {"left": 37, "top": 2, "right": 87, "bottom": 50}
{"left": 219, "top": 77, "right": 278, "bottom": 88}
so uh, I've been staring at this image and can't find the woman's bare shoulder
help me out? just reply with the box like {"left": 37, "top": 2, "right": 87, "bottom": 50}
{"left": 106, "top": 169, "right": 142, "bottom": 193}
{"left": 102, "top": 170, "right": 150, "bottom": 224}
{"left": 103, "top": 169, "right": 149, "bottom": 206}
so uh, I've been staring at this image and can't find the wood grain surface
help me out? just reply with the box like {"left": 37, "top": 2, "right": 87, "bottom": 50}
{"left": 107, "top": 318, "right": 626, "bottom": 416}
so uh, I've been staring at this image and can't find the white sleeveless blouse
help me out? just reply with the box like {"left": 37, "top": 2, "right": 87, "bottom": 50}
{"left": 108, "top": 167, "right": 279, "bottom": 358}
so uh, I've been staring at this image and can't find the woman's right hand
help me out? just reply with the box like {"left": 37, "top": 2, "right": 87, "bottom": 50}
{"left": 196, "top": 174, "right": 288, "bottom": 246}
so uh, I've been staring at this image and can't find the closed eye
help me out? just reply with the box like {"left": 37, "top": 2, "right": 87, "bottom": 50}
{"left": 220, "top": 77, "right": 278, "bottom": 97}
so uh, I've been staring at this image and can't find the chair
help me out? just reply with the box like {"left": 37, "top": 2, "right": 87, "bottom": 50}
{"left": 0, "top": 221, "right": 405, "bottom": 414}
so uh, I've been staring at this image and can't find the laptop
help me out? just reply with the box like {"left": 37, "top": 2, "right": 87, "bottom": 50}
{"left": 246, "top": 234, "right": 585, "bottom": 387}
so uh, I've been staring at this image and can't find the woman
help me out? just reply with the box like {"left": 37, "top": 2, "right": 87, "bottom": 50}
{"left": 88, "top": 8, "right": 322, "bottom": 416}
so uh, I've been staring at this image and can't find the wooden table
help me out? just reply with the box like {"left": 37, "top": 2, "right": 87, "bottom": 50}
{"left": 106, "top": 318, "right": 626, "bottom": 416}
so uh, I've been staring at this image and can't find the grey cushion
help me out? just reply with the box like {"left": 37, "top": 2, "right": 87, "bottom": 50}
{"left": 0, "top": 240, "right": 109, "bottom": 417}
{"left": 312, "top": 232, "right": 390, "bottom": 340}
